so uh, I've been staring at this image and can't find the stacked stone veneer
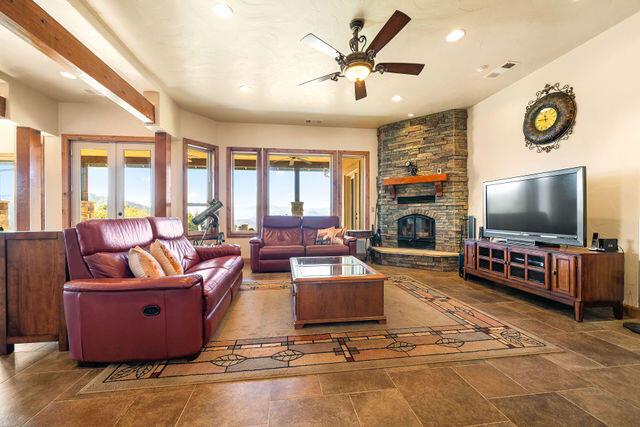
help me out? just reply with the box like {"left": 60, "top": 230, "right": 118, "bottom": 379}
{"left": 376, "top": 109, "right": 468, "bottom": 254}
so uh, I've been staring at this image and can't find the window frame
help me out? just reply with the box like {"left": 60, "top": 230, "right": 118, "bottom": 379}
{"left": 226, "top": 147, "right": 263, "bottom": 238}
{"left": 183, "top": 138, "right": 219, "bottom": 237}
{"left": 337, "top": 150, "right": 370, "bottom": 230}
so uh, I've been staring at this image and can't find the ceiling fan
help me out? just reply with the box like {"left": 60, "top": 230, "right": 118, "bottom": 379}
{"left": 299, "top": 10, "right": 425, "bottom": 101}
{"left": 282, "top": 155, "right": 313, "bottom": 166}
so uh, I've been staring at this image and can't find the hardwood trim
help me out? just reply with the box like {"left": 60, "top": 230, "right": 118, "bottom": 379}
{"left": 337, "top": 150, "right": 371, "bottom": 229}
{"left": 226, "top": 147, "right": 262, "bottom": 238}
{"left": 382, "top": 173, "right": 448, "bottom": 186}
{"left": 182, "top": 138, "right": 219, "bottom": 236}
{"left": 60, "top": 134, "right": 156, "bottom": 228}
{"left": 0, "top": 234, "right": 9, "bottom": 355}
{"left": 0, "top": 1, "right": 155, "bottom": 123}
{"left": 15, "top": 127, "right": 42, "bottom": 231}
{"left": 0, "top": 95, "right": 5, "bottom": 118}
{"left": 624, "top": 304, "right": 640, "bottom": 319}
{"left": 154, "top": 132, "right": 171, "bottom": 216}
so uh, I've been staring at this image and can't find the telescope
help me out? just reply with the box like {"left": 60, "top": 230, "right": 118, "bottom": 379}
{"left": 192, "top": 200, "right": 224, "bottom": 245}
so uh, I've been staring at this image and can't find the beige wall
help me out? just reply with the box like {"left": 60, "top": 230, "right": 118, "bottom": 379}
{"left": 468, "top": 12, "right": 640, "bottom": 306}
{"left": 1, "top": 72, "right": 58, "bottom": 135}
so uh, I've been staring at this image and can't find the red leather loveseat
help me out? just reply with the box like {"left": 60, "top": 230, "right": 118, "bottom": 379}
{"left": 62, "top": 217, "right": 243, "bottom": 362}
{"left": 249, "top": 216, "right": 356, "bottom": 273}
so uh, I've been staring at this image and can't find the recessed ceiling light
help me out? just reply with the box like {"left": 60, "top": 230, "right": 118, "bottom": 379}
{"left": 60, "top": 71, "right": 77, "bottom": 80}
{"left": 213, "top": 3, "right": 233, "bottom": 19}
{"left": 391, "top": 95, "right": 402, "bottom": 102}
{"left": 446, "top": 29, "right": 466, "bottom": 42}
{"left": 476, "top": 65, "right": 488, "bottom": 72}
{"left": 239, "top": 84, "right": 251, "bottom": 93}
{"left": 407, "top": 113, "right": 415, "bottom": 117}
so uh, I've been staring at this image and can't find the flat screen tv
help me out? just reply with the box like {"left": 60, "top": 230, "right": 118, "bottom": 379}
{"left": 483, "top": 167, "right": 586, "bottom": 247}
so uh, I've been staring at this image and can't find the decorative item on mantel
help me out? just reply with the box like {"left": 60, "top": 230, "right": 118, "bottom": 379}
{"left": 523, "top": 82, "right": 576, "bottom": 153}
{"left": 382, "top": 173, "right": 448, "bottom": 200}
{"left": 405, "top": 161, "right": 418, "bottom": 176}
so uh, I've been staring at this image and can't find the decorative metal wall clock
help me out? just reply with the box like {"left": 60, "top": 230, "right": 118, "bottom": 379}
{"left": 523, "top": 83, "right": 576, "bottom": 153}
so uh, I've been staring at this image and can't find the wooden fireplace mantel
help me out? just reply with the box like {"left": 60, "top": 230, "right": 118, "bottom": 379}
{"left": 382, "top": 173, "right": 448, "bottom": 199}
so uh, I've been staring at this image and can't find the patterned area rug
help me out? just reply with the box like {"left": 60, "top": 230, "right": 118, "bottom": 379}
{"left": 81, "top": 274, "right": 558, "bottom": 393}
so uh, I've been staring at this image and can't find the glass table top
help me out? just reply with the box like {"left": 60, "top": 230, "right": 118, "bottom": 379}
{"left": 290, "top": 256, "right": 382, "bottom": 281}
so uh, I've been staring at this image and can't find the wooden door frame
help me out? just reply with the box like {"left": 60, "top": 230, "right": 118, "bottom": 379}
{"left": 61, "top": 134, "right": 155, "bottom": 228}
{"left": 183, "top": 138, "right": 219, "bottom": 237}
{"left": 336, "top": 151, "right": 370, "bottom": 229}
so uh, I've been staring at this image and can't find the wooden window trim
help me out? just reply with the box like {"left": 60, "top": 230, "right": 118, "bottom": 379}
{"left": 226, "top": 147, "right": 263, "bottom": 238}
{"left": 183, "top": 138, "right": 219, "bottom": 237}
{"left": 61, "top": 134, "right": 156, "bottom": 228}
{"left": 337, "top": 150, "right": 371, "bottom": 229}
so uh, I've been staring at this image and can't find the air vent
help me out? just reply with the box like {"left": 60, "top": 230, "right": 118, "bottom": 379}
{"left": 484, "top": 60, "right": 519, "bottom": 79}
{"left": 305, "top": 119, "right": 322, "bottom": 125}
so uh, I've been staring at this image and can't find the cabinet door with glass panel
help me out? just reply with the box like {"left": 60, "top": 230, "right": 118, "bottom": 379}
{"left": 71, "top": 142, "right": 154, "bottom": 225}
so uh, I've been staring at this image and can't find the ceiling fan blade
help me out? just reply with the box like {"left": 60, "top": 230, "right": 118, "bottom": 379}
{"left": 355, "top": 80, "right": 367, "bottom": 101}
{"left": 298, "top": 72, "right": 340, "bottom": 86}
{"left": 377, "top": 62, "right": 425, "bottom": 75}
{"left": 367, "top": 10, "right": 411, "bottom": 55}
{"left": 301, "top": 33, "right": 344, "bottom": 58}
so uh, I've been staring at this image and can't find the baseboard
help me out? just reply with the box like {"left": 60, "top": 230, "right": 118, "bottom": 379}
{"left": 623, "top": 304, "right": 640, "bottom": 319}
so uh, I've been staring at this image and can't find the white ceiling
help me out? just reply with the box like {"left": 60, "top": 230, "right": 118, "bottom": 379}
{"left": 2, "top": 0, "right": 640, "bottom": 128}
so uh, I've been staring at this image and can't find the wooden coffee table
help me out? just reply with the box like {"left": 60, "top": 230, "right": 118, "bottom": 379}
{"left": 290, "top": 256, "right": 387, "bottom": 329}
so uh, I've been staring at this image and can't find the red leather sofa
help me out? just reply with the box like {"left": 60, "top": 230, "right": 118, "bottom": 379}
{"left": 249, "top": 216, "right": 356, "bottom": 273}
{"left": 62, "top": 217, "right": 243, "bottom": 362}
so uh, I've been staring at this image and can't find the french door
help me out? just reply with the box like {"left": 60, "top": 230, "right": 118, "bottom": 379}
{"left": 71, "top": 142, "right": 155, "bottom": 225}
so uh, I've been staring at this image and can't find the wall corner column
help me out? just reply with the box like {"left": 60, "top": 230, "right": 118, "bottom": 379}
{"left": 15, "top": 127, "right": 43, "bottom": 231}
{"left": 154, "top": 132, "right": 171, "bottom": 216}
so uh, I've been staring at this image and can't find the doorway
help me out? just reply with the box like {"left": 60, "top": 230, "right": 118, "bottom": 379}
{"left": 71, "top": 142, "right": 154, "bottom": 225}
{"left": 341, "top": 154, "right": 366, "bottom": 229}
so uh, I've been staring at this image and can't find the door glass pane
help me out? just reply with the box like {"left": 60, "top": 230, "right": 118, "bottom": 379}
{"left": 267, "top": 154, "right": 331, "bottom": 217}
{"left": 341, "top": 156, "right": 364, "bottom": 229}
{"left": 299, "top": 155, "right": 331, "bottom": 216}
{"left": 0, "top": 160, "right": 15, "bottom": 230}
{"left": 187, "top": 146, "right": 211, "bottom": 232}
{"left": 232, "top": 152, "right": 257, "bottom": 233}
{"left": 80, "top": 148, "right": 109, "bottom": 221}
{"left": 123, "top": 149, "right": 152, "bottom": 218}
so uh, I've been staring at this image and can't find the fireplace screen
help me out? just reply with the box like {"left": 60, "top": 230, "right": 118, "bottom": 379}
{"left": 397, "top": 214, "right": 435, "bottom": 249}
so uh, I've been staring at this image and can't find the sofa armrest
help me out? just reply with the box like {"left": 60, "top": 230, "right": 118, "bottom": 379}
{"left": 63, "top": 274, "right": 203, "bottom": 292}
{"left": 343, "top": 236, "right": 357, "bottom": 256}
{"left": 249, "top": 237, "right": 264, "bottom": 248}
{"left": 195, "top": 244, "right": 242, "bottom": 260}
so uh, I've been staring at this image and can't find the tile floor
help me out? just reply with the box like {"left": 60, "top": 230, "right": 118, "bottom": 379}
{"left": 1, "top": 264, "right": 640, "bottom": 426}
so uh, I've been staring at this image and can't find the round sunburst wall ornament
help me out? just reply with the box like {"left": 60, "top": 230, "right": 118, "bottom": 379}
{"left": 523, "top": 83, "right": 576, "bottom": 153}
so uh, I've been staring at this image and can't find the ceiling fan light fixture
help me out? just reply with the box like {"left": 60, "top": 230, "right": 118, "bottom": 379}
{"left": 344, "top": 62, "right": 372, "bottom": 82}
{"left": 446, "top": 29, "right": 466, "bottom": 42}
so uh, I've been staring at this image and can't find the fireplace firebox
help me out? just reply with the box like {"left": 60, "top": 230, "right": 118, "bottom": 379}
{"left": 397, "top": 214, "right": 435, "bottom": 249}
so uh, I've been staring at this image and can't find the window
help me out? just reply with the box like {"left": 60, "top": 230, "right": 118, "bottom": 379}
{"left": 267, "top": 152, "right": 332, "bottom": 216}
{"left": 184, "top": 140, "right": 217, "bottom": 234}
{"left": 0, "top": 156, "right": 15, "bottom": 230}
{"left": 228, "top": 148, "right": 261, "bottom": 236}
{"left": 339, "top": 152, "right": 369, "bottom": 229}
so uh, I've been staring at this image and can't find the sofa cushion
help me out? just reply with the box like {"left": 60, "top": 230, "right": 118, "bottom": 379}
{"left": 84, "top": 251, "right": 133, "bottom": 278}
{"left": 263, "top": 227, "right": 303, "bottom": 246}
{"left": 156, "top": 236, "right": 200, "bottom": 271}
{"left": 259, "top": 245, "right": 304, "bottom": 260}
{"left": 302, "top": 228, "right": 317, "bottom": 246}
{"left": 151, "top": 240, "right": 184, "bottom": 276}
{"left": 76, "top": 218, "right": 153, "bottom": 256}
{"left": 305, "top": 244, "right": 350, "bottom": 256}
{"left": 187, "top": 256, "right": 243, "bottom": 278}
{"left": 128, "top": 246, "right": 165, "bottom": 278}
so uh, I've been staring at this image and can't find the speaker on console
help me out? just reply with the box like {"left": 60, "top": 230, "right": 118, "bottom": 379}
{"left": 479, "top": 226, "right": 485, "bottom": 240}
{"left": 467, "top": 216, "right": 476, "bottom": 239}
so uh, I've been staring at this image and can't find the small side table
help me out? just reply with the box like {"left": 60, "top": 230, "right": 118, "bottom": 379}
{"left": 346, "top": 229, "right": 373, "bottom": 261}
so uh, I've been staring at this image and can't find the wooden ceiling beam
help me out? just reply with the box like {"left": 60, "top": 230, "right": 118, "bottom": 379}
{"left": 0, "top": 0, "right": 155, "bottom": 123}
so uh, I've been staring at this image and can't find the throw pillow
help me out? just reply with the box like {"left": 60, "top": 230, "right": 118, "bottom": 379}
{"left": 315, "top": 227, "right": 335, "bottom": 245}
{"left": 150, "top": 240, "right": 184, "bottom": 276}
{"left": 332, "top": 227, "right": 347, "bottom": 245}
{"left": 128, "top": 246, "right": 165, "bottom": 278}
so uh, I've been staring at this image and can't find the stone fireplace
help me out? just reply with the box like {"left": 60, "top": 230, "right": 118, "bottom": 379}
{"left": 371, "top": 109, "right": 468, "bottom": 271}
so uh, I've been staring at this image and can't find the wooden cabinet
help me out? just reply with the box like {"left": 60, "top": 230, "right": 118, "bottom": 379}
{"left": 1, "top": 232, "right": 67, "bottom": 355}
{"left": 464, "top": 239, "right": 624, "bottom": 321}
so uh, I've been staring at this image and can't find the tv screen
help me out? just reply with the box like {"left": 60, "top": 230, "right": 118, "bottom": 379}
{"left": 484, "top": 167, "right": 585, "bottom": 246}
